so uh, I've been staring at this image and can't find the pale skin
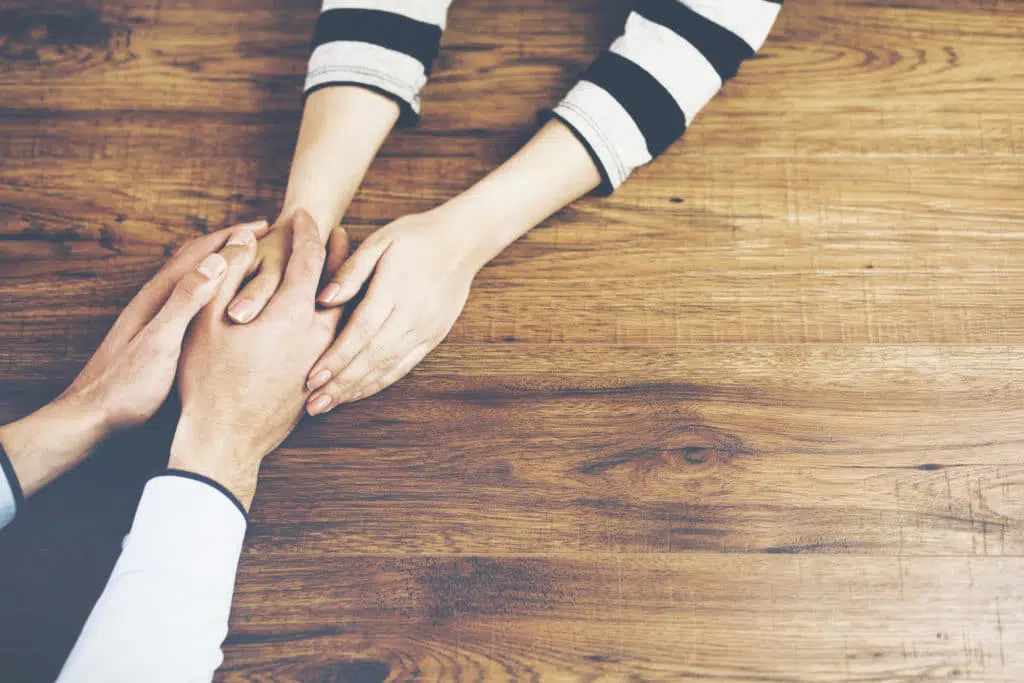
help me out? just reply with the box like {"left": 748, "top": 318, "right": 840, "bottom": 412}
{"left": 228, "top": 86, "right": 602, "bottom": 415}
{"left": 170, "top": 210, "right": 348, "bottom": 508}
{"left": 0, "top": 212, "right": 345, "bottom": 509}
{"left": 0, "top": 220, "right": 270, "bottom": 498}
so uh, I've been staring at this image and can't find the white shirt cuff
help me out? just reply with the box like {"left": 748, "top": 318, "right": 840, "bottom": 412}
{"left": 0, "top": 444, "right": 22, "bottom": 530}
{"left": 57, "top": 474, "right": 247, "bottom": 683}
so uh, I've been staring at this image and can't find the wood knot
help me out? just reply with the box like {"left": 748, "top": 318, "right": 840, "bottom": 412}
{"left": 0, "top": 8, "right": 130, "bottom": 66}
{"left": 578, "top": 425, "right": 752, "bottom": 478}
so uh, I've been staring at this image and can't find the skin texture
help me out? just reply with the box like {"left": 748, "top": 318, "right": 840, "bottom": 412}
{"left": 168, "top": 210, "right": 350, "bottom": 510}
{"left": 305, "top": 119, "right": 602, "bottom": 415}
{"left": 224, "top": 89, "right": 601, "bottom": 416}
{"left": 226, "top": 86, "right": 399, "bottom": 325}
{"left": 0, "top": 220, "right": 270, "bottom": 497}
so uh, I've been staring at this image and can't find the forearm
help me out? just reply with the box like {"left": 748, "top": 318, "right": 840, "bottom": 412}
{"left": 0, "top": 397, "right": 107, "bottom": 499}
{"left": 443, "top": 119, "right": 602, "bottom": 266}
{"left": 279, "top": 86, "right": 400, "bottom": 240}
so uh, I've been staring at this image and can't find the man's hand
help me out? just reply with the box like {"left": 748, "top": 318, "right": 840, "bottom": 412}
{"left": 0, "top": 220, "right": 269, "bottom": 497}
{"left": 304, "top": 207, "right": 484, "bottom": 415}
{"left": 168, "top": 210, "right": 349, "bottom": 510}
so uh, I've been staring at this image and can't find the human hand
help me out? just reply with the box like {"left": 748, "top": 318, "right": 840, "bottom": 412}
{"left": 304, "top": 206, "right": 485, "bottom": 415}
{"left": 0, "top": 220, "right": 269, "bottom": 497}
{"left": 168, "top": 210, "right": 349, "bottom": 509}
{"left": 224, "top": 210, "right": 347, "bottom": 325}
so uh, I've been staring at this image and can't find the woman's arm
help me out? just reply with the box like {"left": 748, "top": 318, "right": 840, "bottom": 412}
{"left": 281, "top": 87, "right": 400, "bottom": 242}
{"left": 225, "top": 0, "right": 454, "bottom": 323}
{"left": 304, "top": 0, "right": 785, "bottom": 412}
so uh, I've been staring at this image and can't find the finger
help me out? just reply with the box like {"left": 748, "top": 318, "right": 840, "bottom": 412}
{"left": 109, "top": 220, "right": 267, "bottom": 343}
{"left": 227, "top": 261, "right": 283, "bottom": 323}
{"left": 271, "top": 209, "right": 327, "bottom": 310}
{"left": 317, "top": 233, "right": 390, "bottom": 307}
{"left": 145, "top": 252, "right": 229, "bottom": 342}
{"left": 305, "top": 290, "right": 394, "bottom": 391}
{"left": 209, "top": 229, "right": 261, "bottom": 317}
{"left": 322, "top": 225, "right": 351, "bottom": 289}
{"left": 163, "top": 220, "right": 269, "bottom": 288}
{"left": 308, "top": 341, "right": 430, "bottom": 416}
{"left": 307, "top": 317, "right": 408, "bottom": 406}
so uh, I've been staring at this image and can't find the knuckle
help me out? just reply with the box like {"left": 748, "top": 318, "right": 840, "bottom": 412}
{"left": 174, "top": 272, "right": 205, "bottom": 301}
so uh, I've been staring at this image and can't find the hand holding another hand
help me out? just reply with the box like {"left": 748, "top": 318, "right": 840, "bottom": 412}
{"left": 169, "top": 210, "right": 349, "bottom": 509}
{"left": 0, "top": 220, "right": 270, "bottom": 497}
{"left": 303, "top": 207, "right": 485, "bottom": 415}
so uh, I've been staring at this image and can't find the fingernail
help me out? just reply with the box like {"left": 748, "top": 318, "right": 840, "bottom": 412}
{"left": 196, "top": 253, "right": 227, "bottom": 280}
{"left": 227, "top": 229, "right": 254, "bottom": 247}
{"left": 319, "top": 283, "right": 341, "bottom": 304}
{"left": 309, "top": 394, "right": 332, "bottom": 416}
{"left": 228, "top": 299, "right": 254, "bottom": 323}
{"left": 308, "top": 369, "right": 332, "bottom": 391}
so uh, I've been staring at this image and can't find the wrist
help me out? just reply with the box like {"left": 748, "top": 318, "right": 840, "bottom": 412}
{"left": 431, "top": 197, "right": 527, "bottom": 270}
{"left": 274, "top": 205, "right": 337, "bottom": 244}
{"left": 433, "top": 118, "right": 603, "bottom": 265}
{"left": 168, "top": 419, "right": 261, "bottom": 511}
{"left": 0, "top": 396, "right": 108, "bottom": 497}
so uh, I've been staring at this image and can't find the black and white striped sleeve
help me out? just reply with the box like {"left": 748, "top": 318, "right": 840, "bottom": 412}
{"left": 305, "top": 1, "right": 454, "bottom": 125}
{"left": 551, "top": 0, "right": 783, "bottom": 194}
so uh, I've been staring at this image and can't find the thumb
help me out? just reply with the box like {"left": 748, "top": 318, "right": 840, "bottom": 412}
{"left": 318, "top": 234, "right": 390, "bottom": 307}
{"left": 146, "top": 253, "right": 227, "bottom": 340}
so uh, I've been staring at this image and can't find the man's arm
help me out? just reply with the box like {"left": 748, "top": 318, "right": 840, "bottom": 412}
{"left": 57, "top": 211, "right": 346, "bottom": 683}
{"left": 55, "top": 473, "right": 248, "bottom": 683}
{"left": 0, "top": 222, "right": 269, "bottom": 531}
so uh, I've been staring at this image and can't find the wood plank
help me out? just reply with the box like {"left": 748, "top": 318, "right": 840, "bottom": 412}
{"left": 246, "top": 345, "right": 1024, "bottom": 557}
{"left": 4, "top": 345, "right": 1021, "bottom": 557}
{"left": 218, "top": 554, "right": 1024, "bottom": 681}
{"left": 3, "top": 151, "right": 1022, "bottom": 344}
{"left": 6, "top": 259, "right": 1024, "bottom": 344}
{"left": 0, "top": 0, "right": 1020, "bottom": 156}
{"left": 3, "top": 119, "right": 1022, "bottom": 261}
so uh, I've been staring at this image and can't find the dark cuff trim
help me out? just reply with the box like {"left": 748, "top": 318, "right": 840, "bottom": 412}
{"left": 164, "top": 469, "right": 248, "bottom": 521}
{"left": 541, "top": 110, "right": 615, "bottom": 196}
{"left": 311, "top": 8, "right": 443, "bottom": 76}
{"left": 581, "top": 51, "right": 687, "bottom": 158}
{"left": 304, "top": 81, "right": 420, "bottom": 128}
{"left": 0, "top": 443, "right": 24, "bottom": 514}
{"left": 634, "top": 0, "right": 755, "bottom": 82}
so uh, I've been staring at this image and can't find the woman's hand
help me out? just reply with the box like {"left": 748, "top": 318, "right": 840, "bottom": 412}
{"left": 304, "top": 207, "right": 486, "bottom": 415}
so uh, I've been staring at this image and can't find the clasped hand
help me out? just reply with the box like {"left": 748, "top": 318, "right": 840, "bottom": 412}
{"left": 11, "top": 205, "right": 475, "bottom": 507}
{"left": 3, "top": 211, "right": 347, "bottom": 508}
{"left": 224, "top": 207, "right": 484, "bottom": 415}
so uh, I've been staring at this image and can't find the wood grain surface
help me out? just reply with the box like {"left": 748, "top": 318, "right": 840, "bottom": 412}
{"left": 1, "top": 0, "right": 1022, "bottom": 681}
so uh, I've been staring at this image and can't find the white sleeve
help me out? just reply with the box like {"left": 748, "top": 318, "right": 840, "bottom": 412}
{"left": 306, "top": 0, "right": 455, "bottom": 124}
{"left": 56, "top": 473, "right": 248, "bottom": 683}
{"left": 0, "top": 444, "right": 22, "bottom": 530}
{"left": 551, "top": 0, "right": 783, "bottom": 193}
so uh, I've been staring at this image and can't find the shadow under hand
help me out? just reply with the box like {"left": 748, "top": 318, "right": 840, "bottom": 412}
{"left": 0, "top": 398, "right": 181, "bottom": 683}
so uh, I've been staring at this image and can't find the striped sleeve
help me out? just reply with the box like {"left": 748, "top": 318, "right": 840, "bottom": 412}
{"left": 305, "top": 0, "right": 454, "bottom": 125}
{"left": 551, "top": 0, "right": 783, "bottom": 194}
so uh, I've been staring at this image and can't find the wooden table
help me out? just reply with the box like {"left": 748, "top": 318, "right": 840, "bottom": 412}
{"left": 1, "top": 0, "right": 1023, "bottom": 680}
